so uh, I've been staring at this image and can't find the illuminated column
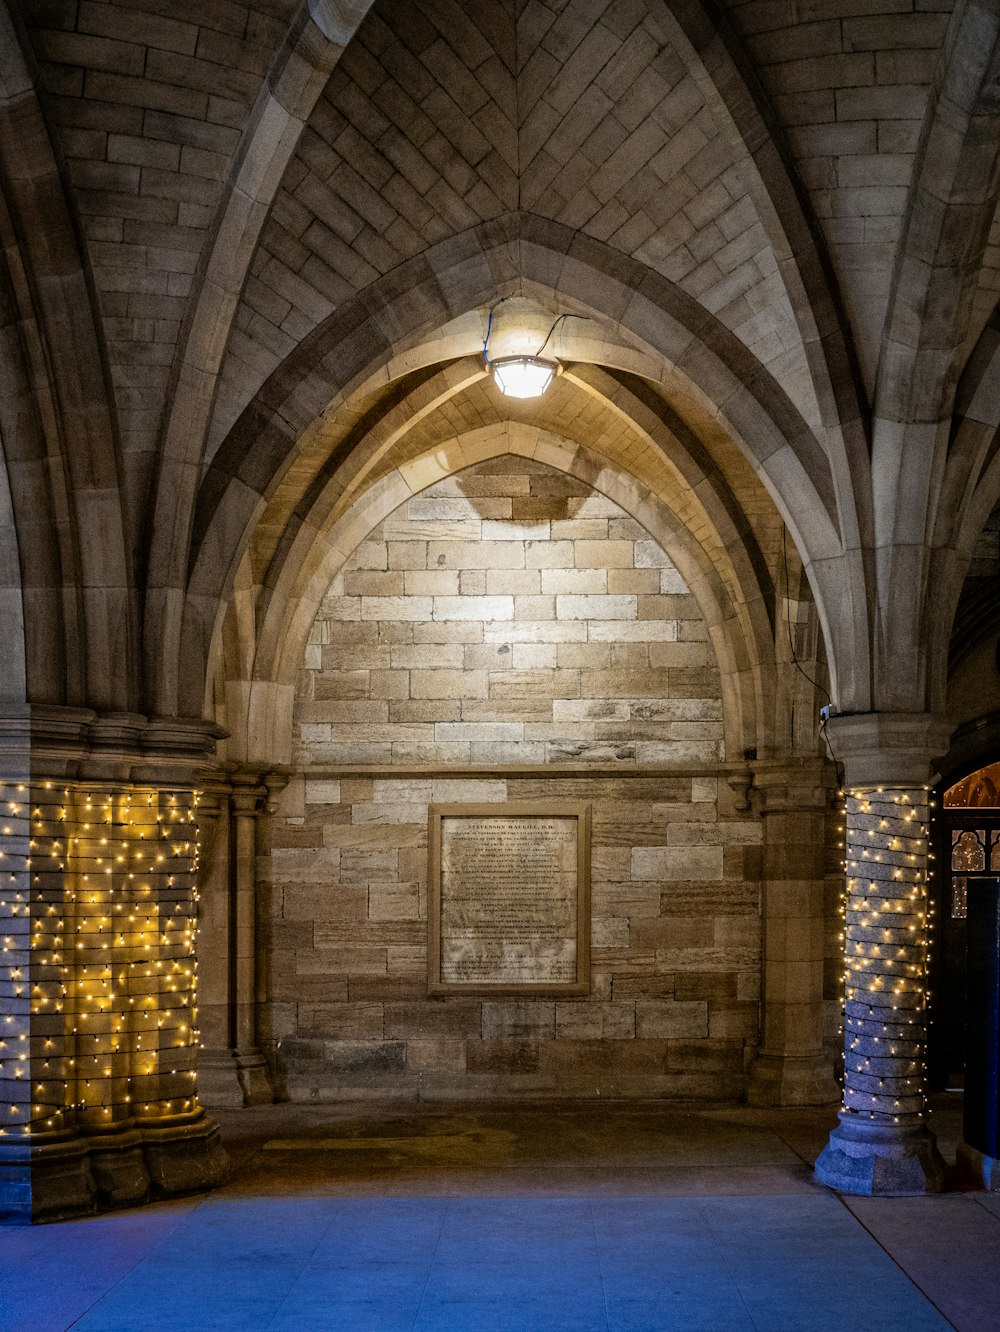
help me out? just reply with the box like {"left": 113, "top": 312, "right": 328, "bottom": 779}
{"left": 0, "top": 712, "right": 228, "bottom": 1221}
{"left": 125, "top": 787, "right": 208, "bottom": 1193}
{"left": 0, "top": 781, "right": 89, "bottom": 1216}
{"left": 815, "top": 713, "right": 952, "bottom": 1195}
{"left": 72, "top": 787, "right": 145, "bottom": 1203}
{"left": 747, "top": 760, "right": 840, "bottom": 1106}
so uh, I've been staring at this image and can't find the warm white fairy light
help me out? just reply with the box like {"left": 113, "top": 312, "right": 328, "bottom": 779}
{"left": 0, "top": 782, "right": 201, "bottom": 1142}
{"left": 839, "top": 785, "right": 933, "bottom": 1126}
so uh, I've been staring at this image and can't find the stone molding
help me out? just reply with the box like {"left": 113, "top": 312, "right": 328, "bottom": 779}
{"left": 0, "top": 1112, "right": 228, "bottom": 1223}
{"left": 227, "top": 764, "right": 290, "bottom": 815}
{"left": 816, "top": 1114, "right": 946, "bottom": 1197}
{"left": 823, "top": 712, "right": 954, "bottom": 788}
{"left": 749, "top": 757, "right": 838, "bottom": 815}
{"left": 0, "top": 706, "right": 224, "bottom": 785}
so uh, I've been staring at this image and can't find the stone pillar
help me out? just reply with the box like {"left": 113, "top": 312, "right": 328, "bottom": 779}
{"left": 0, "top": 710, "right": 228, "bottom": 1221}
{"left": 196, "top": 767, "right": 284, "bottom": 1108}
{"left": 230, "top": 771, "right": 272, "bottom": 1104}
{"left": 747, "top": 760, "right": 840, "bottom": 1106}
{"left": 189, "top": 784, "right": 241, "bottom": 1107}
{"left": 815, "top": 712, "right": 952, "bottom": 1196}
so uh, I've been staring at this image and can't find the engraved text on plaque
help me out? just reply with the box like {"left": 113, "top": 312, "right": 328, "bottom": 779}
{"left": 428, "top": 803, "right": 590, "bottom": 995}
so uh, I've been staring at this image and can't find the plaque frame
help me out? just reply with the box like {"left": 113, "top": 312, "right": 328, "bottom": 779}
{"left": 427, "top": 802, "right": 591, "bottom": 996}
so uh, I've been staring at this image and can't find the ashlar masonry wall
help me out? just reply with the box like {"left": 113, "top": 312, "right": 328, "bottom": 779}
{"left": 267, "top": 456, "right": 763, "bottom": 1099}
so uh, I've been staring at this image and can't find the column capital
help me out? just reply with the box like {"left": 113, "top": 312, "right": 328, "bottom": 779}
{"left": 195, "top": 779, "right": 230, "bottom": 822}
{"left": 824, "top": 712, "right": 953, "bottom": 788}
{"left": 226, "top": 764, "right": 289, "bottom": 817}
{"left": 750, "top": 757, "right": 837, "bottom": 815}
{"left": 0, "top": 705, "right": 225, "bottom": 785}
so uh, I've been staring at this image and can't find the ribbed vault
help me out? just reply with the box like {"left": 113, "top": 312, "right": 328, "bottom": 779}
{"left": 204, "top": 303, "right": 830, "bottom": 772}
{"left": 2, "top": 0, "right": 1000, "bottom": 735}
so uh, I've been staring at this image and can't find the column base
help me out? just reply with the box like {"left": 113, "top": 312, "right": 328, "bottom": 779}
{"left": 198, "top": 1049, "right": 251, "bottom": 1108}
{"left": 198, "top": 1048, "right": 274, "bottom": 1108}
{"left": 956, "top": 1141, "right": 1000, "bottom": 1190}
{"left": 86, "top": 1127, "right": 150, "bottom": 1208}
{"left": 746, "top": 1052, "right": 841, "bottom": 1107}
{"left": 236, "top": 1053, "right": 275, "bottom": 1106}
{"left": 814, "top": 1112, "right": 947, "bottom": 1196}
{"left": 0, "top": 1113, "right": 228, "bottom": 1222}
{"left": 140, "top": 1111, "right": 229, "bottom": 1197}
{"left": 0, "top": 1133, "right": 94, "bottom": 1223}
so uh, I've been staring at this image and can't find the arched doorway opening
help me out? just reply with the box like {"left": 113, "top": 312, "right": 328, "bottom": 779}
{"left": 930, "top": 757, "right": 1000, "bottom": 1092}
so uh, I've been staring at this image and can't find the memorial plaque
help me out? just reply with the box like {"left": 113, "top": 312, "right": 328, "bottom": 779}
{"left": 428, "top": 803, "right": 590, "bottom": 995}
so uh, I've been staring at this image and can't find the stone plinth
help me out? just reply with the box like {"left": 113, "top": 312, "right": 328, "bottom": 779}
{"left": 956, "top": 1142, "right": 1000, "bottom": 1191}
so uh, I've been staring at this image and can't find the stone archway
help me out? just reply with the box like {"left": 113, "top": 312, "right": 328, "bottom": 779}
{"left": 170, "top": 218, "right": 847, "bottom": 722}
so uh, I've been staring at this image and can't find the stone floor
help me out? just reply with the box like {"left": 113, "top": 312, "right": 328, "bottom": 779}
{"left": 3, "top": 1095, "right": 1000, "bottom": 1331}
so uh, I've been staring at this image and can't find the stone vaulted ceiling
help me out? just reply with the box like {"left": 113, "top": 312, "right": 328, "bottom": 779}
{"left": 3, "top": 0, "right": 1000, "bottom": 728}
{"left": 209, "top": 0, "right": 819, "bottom": 448}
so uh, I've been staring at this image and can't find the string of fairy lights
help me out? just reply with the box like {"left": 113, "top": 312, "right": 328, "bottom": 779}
{"left": 839, "top": 785, "right": 934, "bottom": 1125}
{"left": 0, "top": 782, "right": 200, "bottom": 1139}
{"left": 4, "top": 774, "right": 943, "bottom": 1141}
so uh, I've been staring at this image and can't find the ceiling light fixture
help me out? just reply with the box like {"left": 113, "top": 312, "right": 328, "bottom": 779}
{"left": 490, "top": 356, "right": 557, "bottom": 399}
{"left": 483, "top": 305, "right": 571, "bottom": 399}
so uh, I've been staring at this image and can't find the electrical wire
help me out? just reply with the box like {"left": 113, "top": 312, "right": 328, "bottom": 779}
{"left": 483, "top": 306, "right": 586, "bottom": 366}
{"left": 781, "top": 526, "right": 842, "bottom": 773}
{"left": 781, "top": 525, "right": 827, "bottom": 697}
{"left": 534, "top": 313, "right": 573, "bottom": 359}
{"left": 481, "top": 297, "right": 513, "bottom": 366}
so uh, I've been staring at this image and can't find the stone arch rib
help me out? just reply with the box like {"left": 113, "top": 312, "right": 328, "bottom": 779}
{"left": 218, "top": 427, "right": 770, "bottom": 766}
{"left": 142, "top": 0, "right": 375, "bottom": 715}
{"left": 876, "top": 0, "right": 1000, "bottom": 437}
{"left": 0, "top": 244, "right": 68, "bottom": 706}
{"left": 0, "top": 432, "right": 26, "bottom": 706}
{"left": 0, "top": 0, "right": 131, "bottom": 710}
{"left": 652, "top": 0, "right": 871, "bottom": 541}
{"left": 171, "top": 213, "right": 842, "bottom": 717}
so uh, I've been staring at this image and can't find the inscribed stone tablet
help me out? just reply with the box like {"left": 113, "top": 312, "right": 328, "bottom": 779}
{"left": 428, "top": 804, "right": 590, "bottom": 994}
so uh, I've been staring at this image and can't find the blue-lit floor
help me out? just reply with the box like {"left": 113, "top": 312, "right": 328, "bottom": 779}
{"left": 3, "top": 1101, "right": 999, "bottom": 1331}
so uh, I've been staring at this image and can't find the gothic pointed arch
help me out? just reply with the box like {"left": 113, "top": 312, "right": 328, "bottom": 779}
{"left": 212, "top": 428, "right": 771, "bottom": 768}
{"left": 171, "top": 215, "right": 849, "bottom": 721}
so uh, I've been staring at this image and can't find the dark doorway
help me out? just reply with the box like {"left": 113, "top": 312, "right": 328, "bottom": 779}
{"left": 930, "top": 760, "right": 1000, "bottom": 1090}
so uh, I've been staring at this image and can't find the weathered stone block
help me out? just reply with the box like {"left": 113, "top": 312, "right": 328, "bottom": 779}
{"left": 636, "top": 1000, "right": 709, "bottom": 1038}
{"left": 320, "top": 1041, "right": 406, "bottom": 1074}
{"left": 555, "top": 1002, "right": 636, "bottom": 1039}
{"left": 481, "top": 1002, "right": 556, "bottom": 1039}
{"left": 632, "top": 846, "right": 725, "bottom": 881}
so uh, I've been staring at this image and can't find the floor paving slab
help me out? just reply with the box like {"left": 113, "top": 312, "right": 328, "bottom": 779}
{"left": 1, "top": 1099, "right": 992, "bottom": 1332}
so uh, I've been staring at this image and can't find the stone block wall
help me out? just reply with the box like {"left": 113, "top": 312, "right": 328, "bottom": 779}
{"left": 268, "top": 456, "right": 763, "bottom": 1099}
{"left": 295, "top": 457, "right": 723, "bottom": 768}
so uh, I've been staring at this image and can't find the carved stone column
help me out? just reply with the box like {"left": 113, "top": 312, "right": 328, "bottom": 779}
{"left": 230, "top": 771, "right": 272, "bottom": 1104}
{"left": 0, "top": 708, "right": 228, "bottom": 1221}
{"left": 747, "top": 759, "right": 840, "bottom": 1106}
{"left": 190, "top": 783, "right": 242, "bottom": 1108}
{"left": 815, "top": 712, "right": 953, "bottom": 1196}
{"left": 196, "top": 767, "right": 285, "bottom": 1109}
